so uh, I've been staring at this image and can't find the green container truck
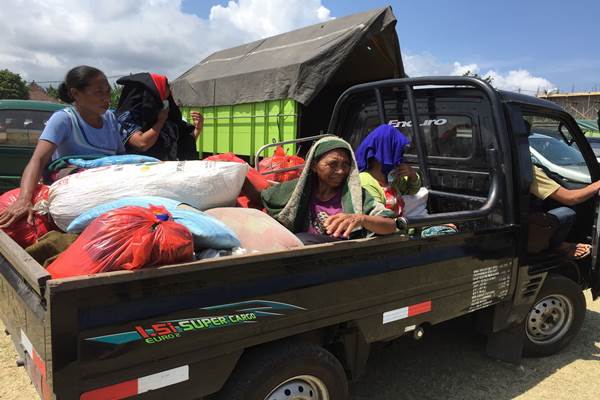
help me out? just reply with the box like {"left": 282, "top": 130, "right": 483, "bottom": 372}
{"left": 172, "top": 6, "right": 405, "bottom": 162}
{"left": 181, "top": 99, "right": 298, "bottom": 160}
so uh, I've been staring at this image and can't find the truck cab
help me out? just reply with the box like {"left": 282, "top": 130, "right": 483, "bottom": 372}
{"left": 329, "top": 76, "right": 600, "bottom": 354}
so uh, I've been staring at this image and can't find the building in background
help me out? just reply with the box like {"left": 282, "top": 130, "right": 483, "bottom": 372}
{"left": 27, "top": 82, "right": 55, "bottom": 102}
{"left": 537, "top": 91, "right": 600, "bottom": 120}
{"left": 538, "top": 91, "right": 600, "bottom": 136}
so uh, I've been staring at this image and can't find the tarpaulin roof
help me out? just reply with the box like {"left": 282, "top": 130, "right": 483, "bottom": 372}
{"left": 172, "top": 6, "right": 404, "bottom": 107}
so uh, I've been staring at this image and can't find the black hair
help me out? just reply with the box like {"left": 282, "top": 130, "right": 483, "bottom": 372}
{"left": 57, "top": 65, "right": 104, "bottom": 103}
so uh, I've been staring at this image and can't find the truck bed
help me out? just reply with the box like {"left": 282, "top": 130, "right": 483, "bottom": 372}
{"left": 0, "top": 225, "right": 518, "bottom": 399}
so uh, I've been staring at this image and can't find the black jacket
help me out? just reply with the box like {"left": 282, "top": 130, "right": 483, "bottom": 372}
{"left": 116, "top": 73, "right": 196, "bottom": 161}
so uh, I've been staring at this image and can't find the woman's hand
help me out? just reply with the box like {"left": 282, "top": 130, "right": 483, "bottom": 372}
{"left": 0, "top": 140, "right": 55, "bottom": 229}
{"left": 0, "top": 198, "right": 33, "bottom": 228}
{"left": 394, "top": 163, "right": 418, "bottom": 182}
{"left": 325, "top": 213, "right": 364, "bottom": 238}
{"left": 191, "top": 111, "right": 204, "bottom": 139}
{"left": 326, "top": 212, "right": 396, "bottom": 237}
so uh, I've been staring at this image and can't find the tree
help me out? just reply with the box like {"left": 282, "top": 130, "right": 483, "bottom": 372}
{"left": 46, "top": 85, "right": 60, "bottom": 101}
{"left": 0, "top": 69, "right": 30, "bottom": 99}
{"left": 110, "top": 84, "right": 122, "bottom": 109}
{"left": 44, "top": 83, "right": 121, "bottom": 107}
{"left": 462, "top": 70, "right": 494, "bottom": 85}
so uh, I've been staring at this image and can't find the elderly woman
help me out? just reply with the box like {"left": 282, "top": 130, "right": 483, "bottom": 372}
{"left": 261, "top": 137, "right": 396, "bottom": 243}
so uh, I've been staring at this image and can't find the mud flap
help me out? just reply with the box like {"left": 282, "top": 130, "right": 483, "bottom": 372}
{"left": 485, "top": 321, "right": 525, "bottom": 364}
{"left": 337, "top": 325, "right": 371, "bottom": 380}
{"left": 484, "top": 268, "right": 547, "bottom": 364}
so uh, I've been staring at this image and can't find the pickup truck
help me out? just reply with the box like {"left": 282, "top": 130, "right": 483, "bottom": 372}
{"left": 1, "top": 76, "right": 599, "bottom": 400}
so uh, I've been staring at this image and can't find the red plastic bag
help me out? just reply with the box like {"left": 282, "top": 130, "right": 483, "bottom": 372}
{"left": 258, "top": 146, "right": 304, "bottom": 182}
{"left": 0, "top": 186, "right": 53, "bottom": 248}
{"left": 47, "top": 206, "right": 193, "bottom": 279}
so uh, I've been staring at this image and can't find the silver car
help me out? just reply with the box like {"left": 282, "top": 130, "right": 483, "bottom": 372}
{"left": 529, "top": 133, "right": 591, "bottom": 184}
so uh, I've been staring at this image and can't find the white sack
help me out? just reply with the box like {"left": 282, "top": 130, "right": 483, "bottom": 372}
{"left": 49, "top": 161, "right": 248, "bottom": 231}
{"left": 403, "top": 187, "right": 429, "bottom": 217}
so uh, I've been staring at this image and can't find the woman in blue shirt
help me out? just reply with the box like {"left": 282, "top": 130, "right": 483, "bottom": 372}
{"left": 0, "top": 65, "right": 124, "bottom": 227}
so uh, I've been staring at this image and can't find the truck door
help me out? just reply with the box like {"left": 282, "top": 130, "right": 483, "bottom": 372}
{"left": 517, "top": 108, "right": 600, "bottom": 297}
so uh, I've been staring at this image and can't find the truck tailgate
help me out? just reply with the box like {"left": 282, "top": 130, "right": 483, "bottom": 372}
{"left": 0, "top": 231, "right": 51, "bottom": 399}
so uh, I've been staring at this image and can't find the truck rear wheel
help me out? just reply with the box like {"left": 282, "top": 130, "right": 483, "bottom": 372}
{"left": 214, "top": 341, "right": 349, "bottom": 400}
{"left": 523, "top": 274, "right": 586, "bottom": 357}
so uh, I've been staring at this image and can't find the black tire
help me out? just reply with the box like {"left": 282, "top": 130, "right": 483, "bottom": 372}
{"left": 214, "top": 341, "right": 349, "bottom": 400}
{"left": 523, "top": 274, "right": 586, "bottom": 357}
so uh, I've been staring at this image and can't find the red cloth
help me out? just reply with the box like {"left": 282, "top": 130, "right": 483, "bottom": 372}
{"left": 47, "top": 206, "right": 193, "bottom": 279}
{"left": 150, "top": 73, "right": 168, "bottom": 100}
{"left": 382, "top": 184, "right": 405, "bottom": 216}
{"left": 0, "top": 186, "right": 53, "bottom": 248}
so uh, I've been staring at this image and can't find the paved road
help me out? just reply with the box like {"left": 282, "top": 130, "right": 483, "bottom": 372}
{"left": 1, "top": 292, "right": 599, "bottom": 400}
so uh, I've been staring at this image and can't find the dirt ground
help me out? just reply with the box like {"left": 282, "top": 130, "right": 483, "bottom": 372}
{"left": 1, "top": 292, "right": 599, "bottom": 400}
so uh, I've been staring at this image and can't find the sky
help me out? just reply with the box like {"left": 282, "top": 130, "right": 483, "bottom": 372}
{"left": 1, "top": 0, "right": 598, "bottom": 95}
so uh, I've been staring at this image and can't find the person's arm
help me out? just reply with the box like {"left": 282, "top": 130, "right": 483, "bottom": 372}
{"left": 393, "top": 163, "right": 421, "bottom": 195}
{"left": 325, "top": 213, "right": 396, "bottom": 238}
{"left": 549, "top": 180, "right": 600, "bottom": 206}
{"left": 126, "top": 109, "right": 169, "bottom": 152}
{"left": 191, "top": 111, "right": 204, "bottom": 139}
{"left": 359, "top": 172, "right": 386, "bottom": 205}
{"left": 0, "top": 140, "right": 56, "bottom": 227}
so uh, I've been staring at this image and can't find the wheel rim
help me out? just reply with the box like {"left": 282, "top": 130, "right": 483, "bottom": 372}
{"left": 526, "top": 294, "right": 574, "bottom": 345}
{"left": 265, "top": 375, "right": 330, "bottom": 400}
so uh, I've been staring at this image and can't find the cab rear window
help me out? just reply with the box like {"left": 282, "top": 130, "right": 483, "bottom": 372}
{"left": 339, "top": 92, "right": 476, "bottom": 160}
{"left": 389, "top": 115, "right": 474, "bottom": 159}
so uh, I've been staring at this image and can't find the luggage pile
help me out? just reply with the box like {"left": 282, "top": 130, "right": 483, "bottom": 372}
{"left": 0, "top": 154, "right": 304, "bottom": 279}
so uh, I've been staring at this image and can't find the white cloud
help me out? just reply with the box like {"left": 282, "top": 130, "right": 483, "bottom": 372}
{"left": 484, "top": 69, "right": 554, "bottom": 94}
{"left": 403, "top": 53, "right": 455, "bottom": 76}
{"left": 0, "top": 0, "right": 553, "bottom": 96}
{"left": 404, "top": 52, "right": 554, "bottom": 94}
{"left": 0, "top": 0, "right": 331, "bottom": 84}
{"left": 450, "top": 62, "right": 479, "bottom": 77}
